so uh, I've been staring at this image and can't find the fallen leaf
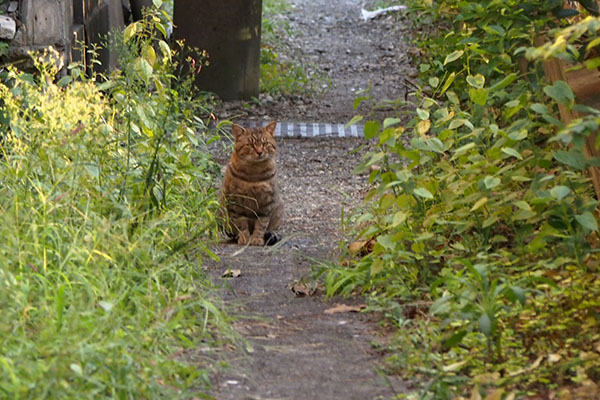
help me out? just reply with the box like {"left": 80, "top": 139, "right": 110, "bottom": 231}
{"left": 548, "top": 353, "right": 562, "bottom": 363}
{"left": 442, "top": 359, "right": 469, "bottom": 372}
{"left": 289, "top": 281, "right": 317, "bottom": 297}
{"left": 348, "top": 238, "right": 375, "bottom": 256}
{"left": 531, "top": 355, "right": 543, "bottom": 369}
{"left": 509, "top": 355, "right": 543, "bottom": 377}
{"left": 222, "top": 269, "right": 241, "bottom": 278}
{"left": 324, "top": 303, "right": 366, "bottom": 314}
{"left": 348, "top": 241, "right": 366, "bottom": 254}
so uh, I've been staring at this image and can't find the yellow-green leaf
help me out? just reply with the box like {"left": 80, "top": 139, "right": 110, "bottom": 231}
{"left": 466, "top": 74, "right": 485, "bottom": 88}
{"left": 159, "top": 40, "right": 172, "bottom": 62}
{"left": 442, "top": 359, "right": 469, "bottom": 372}
{"left": 417, "top": 119, "right": 431, "bottom": 135}
{"left": 444, "top": 50, "right": 464, "bottom": 65}
{"left": 502, "top": 147, "right": 523, "bottom": 160}
{"left": 392, "top": 211, "right": 408, "bottom": 227}
{"left": 123, "top": 22, "right": 141, "bottom": 44}
{"left": 143, "top": 44, "right": 157, "bottom": 67}
{"left": 134, "top": 57, "right": 153, "bottom": 82}
{"left": 440, "top": 72, "right": 456, "bottom": 94}
{"left": 471, "top": 196, "right": 488, "bottom": 212}
{"left": 414, "top": 187, "right": 434, "bottom": 199}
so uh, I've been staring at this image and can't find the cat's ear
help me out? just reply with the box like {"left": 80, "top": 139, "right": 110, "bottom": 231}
{"left": 231, "top": 124, "right": 246, "bottom": 140}
{"left": 265, "top": 121, "right": 277, "bottom": 138}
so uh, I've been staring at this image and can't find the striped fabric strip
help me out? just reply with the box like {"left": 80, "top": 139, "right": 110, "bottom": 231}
{"left": 240, "top": 121, "right": 365, "bottom": 138}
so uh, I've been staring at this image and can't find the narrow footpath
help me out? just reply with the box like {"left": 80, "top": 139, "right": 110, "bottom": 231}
{"left": 202, "top": 1, "right": 413, "bottom": 398}
{"left": 205, "top": 138, "right": 404, "bottom": 399}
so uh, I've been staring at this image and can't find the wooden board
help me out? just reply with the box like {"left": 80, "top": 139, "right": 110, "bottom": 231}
{"left": 536, "top": 37, "right": 600, "bottom": 198}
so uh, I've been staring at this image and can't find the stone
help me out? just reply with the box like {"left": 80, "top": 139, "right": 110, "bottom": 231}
{"left": 8, "top": 1, "right": 18, "bottom": 13}
{"left": 0, "top": 15, "right": 16, "bottom": 39}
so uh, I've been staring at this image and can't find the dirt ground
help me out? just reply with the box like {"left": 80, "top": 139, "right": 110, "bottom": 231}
{"left": 201, "top": 0, "right": 414, "bottom": 398}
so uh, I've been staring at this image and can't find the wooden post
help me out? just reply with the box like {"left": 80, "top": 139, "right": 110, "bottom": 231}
{"left": 173, "top": 0, "right": 263, "bottom": 101}
{"left": 535, "top": 37, "right": 600, "bottom": 198}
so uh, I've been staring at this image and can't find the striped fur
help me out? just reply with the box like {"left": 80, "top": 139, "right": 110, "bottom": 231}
{"left": 220, "top": 121, "right": 283, "bottom": 246}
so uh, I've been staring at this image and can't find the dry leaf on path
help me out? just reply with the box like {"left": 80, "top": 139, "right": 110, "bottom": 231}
{"left": 222, "top": 269, "right": 241, "bottom": 278}
{"left": 324, "top": 303, "right": 366, "bottom": 314}
{"left": 288, "top": 281, "right": 317, "bottom": 297}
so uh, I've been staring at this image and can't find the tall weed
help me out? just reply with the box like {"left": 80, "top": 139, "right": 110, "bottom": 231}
{"left": 0, "top": 7, "right": 230, "bottom": 398}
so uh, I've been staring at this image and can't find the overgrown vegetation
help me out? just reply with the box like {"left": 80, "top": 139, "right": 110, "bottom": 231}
{"left": 324, "top": 1, "right": 600, "bottom": 398}
{"left": 0, "top": 4, "right": 231, "bottom": 398}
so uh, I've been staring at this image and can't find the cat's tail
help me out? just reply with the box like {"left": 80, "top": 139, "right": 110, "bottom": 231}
{"left": 263, "top": 231, "right": 280, "bottom": 246}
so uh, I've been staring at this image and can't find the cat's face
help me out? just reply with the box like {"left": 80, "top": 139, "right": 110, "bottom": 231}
{"left": 232, "top": 122, "right": 277, "bottom": 163}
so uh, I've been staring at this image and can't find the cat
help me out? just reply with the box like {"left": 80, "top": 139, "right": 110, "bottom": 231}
{"left": 220, "top": 121, "right": 283, "bottom": 246}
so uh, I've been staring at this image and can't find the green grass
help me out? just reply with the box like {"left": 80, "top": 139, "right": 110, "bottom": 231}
{"left": 0, "top": 9, "right": 232, "bottom": 398}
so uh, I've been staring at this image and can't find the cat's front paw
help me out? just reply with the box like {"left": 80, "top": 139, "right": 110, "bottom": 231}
{"left": 248, "top": 236, "right": 265, "bottom": 246}
{"left": 237, "top": 231, "right": 250, "bottom": 245}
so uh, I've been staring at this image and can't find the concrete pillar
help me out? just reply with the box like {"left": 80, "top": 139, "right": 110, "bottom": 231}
{"left": 174, "top": 0, "right": 263, "bottom": 101}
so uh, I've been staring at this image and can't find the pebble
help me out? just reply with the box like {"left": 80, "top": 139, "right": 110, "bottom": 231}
{"left": 0, "top": 15, "right": 16, "bottom": 40}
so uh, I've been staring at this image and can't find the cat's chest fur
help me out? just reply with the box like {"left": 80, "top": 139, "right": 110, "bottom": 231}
{"left": 223, "top": 159, "right": 278, "bottom": 213}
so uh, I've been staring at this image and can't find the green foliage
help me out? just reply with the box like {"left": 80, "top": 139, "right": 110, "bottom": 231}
{"left": 0, "top": 41, "right": 8, "bottom": 60}
{"left": 323, "top": 0, "right": 600, "bottom": 398}
{"left": 0, "top": 7, "right": 231, "bottom": 399}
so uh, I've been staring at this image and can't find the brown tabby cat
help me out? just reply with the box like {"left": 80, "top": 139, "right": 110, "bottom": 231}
{"left": 220, "top": 121, "right": 283, "bottom": 246}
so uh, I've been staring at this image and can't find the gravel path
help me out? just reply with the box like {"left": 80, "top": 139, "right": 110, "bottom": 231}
{"left": 218, "top": 0, "right": 415, "bottom": 124}
{"left": 202, "top": 0, "right": 414, "bottom": 398}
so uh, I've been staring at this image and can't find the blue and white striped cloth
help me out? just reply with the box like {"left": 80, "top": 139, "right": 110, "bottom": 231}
{"left": 241, "top": 121, "right": 364, "bottom": 138}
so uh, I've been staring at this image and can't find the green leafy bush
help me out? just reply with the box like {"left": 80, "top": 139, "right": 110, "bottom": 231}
{"left": 324, "top": 0, "right": 600, "bottom": 397}
{"left": 0, "top": 7, "right": 231, "bottom": 399}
